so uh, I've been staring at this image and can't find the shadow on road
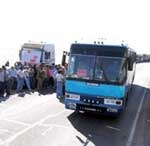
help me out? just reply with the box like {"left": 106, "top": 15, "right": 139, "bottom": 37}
{"left": 37, "top": 88, "right": 55, "bottom": 95}
{"left": 0, "top": 88, "right": 56, "bottom": 103}
{"left": 67, "top": 84, "right": 148, "bottom": 146}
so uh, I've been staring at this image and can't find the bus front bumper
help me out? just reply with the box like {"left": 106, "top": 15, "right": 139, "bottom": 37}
{"left": 65, "top": 98, "right": 124, "bottom": 115}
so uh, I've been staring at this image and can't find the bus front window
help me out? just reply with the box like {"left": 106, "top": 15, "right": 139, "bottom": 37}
{"left": 95, "top": 57, "right": 126, "bottom": 83}
{"left": 67, "top": 54, "right": 95, "bottom": 80}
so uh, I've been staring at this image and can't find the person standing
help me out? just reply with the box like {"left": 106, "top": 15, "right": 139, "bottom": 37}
{"left": 17, "top": 67, "right": 24, "bottom": 93}
{"left": 56, "top": 69, "right": 64, "bottom": 98}
{"left": 50, "top": 65, "right": 57, "bottom": 90}
{"left": 28, "top": 66, "right": 36, "bottom": 90}
{"left": 3, "top": 66, "right": 11, "bottom": 97}
{"left": 9, "top": 66, "right": 17, "bottom": 90}
{"left": 23, "top": 67, "right": 31, "bottom": 92}
{"left": 0, "top": 67, "right": 5, "bottom": 97}
{"left": 36, "top": 65, "right": 45, "bottom": 90}
{"left": 43, "top": 65, "right": 50, "bottom": 89}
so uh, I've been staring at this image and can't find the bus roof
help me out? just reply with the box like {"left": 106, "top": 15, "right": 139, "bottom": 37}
{"left": 70, "top": 43, "right": 130, "bottom": 57}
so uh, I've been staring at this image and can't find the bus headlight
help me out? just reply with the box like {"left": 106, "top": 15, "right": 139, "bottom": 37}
{"left": 104, "top": 99, "right": 122, "bottom": 106}
{"left": 68, "top": 103, "right": 77, "bottom": 109}
{"left": 65, "top": 93, "right": 80, "bottom": 100}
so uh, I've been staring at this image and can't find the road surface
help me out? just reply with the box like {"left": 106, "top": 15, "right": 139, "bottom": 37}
{"left": 0, "top": 63, "right": 150, "bottom": 146}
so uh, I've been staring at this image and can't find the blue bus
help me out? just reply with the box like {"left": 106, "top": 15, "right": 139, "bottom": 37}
{"left": 65, "top": 43, "right": 136, "bottom": 115}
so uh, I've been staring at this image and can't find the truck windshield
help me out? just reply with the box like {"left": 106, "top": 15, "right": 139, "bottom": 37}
{"left": 67, "top": 55, "right": 126, "bottom": 84}
{"left": 21, "top": 48, "right": 42, "bottom": 64}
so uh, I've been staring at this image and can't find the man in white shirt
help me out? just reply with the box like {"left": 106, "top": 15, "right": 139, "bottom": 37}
{"left": 56, "top": 69, "right": 64, "bottom": 98}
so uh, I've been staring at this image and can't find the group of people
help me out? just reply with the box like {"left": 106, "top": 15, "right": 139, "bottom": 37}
{"left": 0, "top": 61, "right": 67, "bottom": 98}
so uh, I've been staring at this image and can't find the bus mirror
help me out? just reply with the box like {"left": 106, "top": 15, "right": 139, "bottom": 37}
{"left": 62, "top": 53, "right": 66, "bottom": 66}
{"left": 62, "top": 51, "right": 70, "bottom": 66}
{"left": 128, "top": 58, "right": 133, "bottom": 70}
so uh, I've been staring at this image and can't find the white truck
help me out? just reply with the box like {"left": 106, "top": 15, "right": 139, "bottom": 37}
{"left": 19, "top": 43, "right": 55, "bottom": 65}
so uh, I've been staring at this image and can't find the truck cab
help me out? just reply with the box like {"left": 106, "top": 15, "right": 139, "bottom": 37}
{"left": 19, "top": 43, "right": 55, "bottom": 65}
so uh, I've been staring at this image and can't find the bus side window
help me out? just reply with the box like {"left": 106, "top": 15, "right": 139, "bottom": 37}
{"left": 128, "top": 56, "right": 134, "bottom": 70}
{"left": 120, "top": 65, "right": 127, "bottom": 82}
{"left": 119, "top": 60, "right": 127, "bottom": 83}
{"left": 128, "top": 52, "right": 136, "bottom": 70}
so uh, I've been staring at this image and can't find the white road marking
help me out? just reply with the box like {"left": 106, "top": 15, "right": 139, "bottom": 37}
{"left": 0, "top": 96, "right": 53, "bottom": 118}
{"left": 40, "top": 123, "right": 73, "bottom": 130}
{"left": 106, "top": 125, "right": 121, "bottom": 131}
{"left": 41, "top": 126, "right": 53, "bottom": 136}
{"left": 0, "top": 128, "right": 14, "bottom": 134}
{"left": 0, "top": 109, "right": 65, "bottom": 146}
{"left": 40, "top": 122, "right": 91, "bottom": 146}
{"left": 40, "top": 122, "right": 74, "bottom": 136}
{"left": 3, "top": 119, "right": 30, "bottom": 126}
{"left": 146, "top": 119, "right": 150, "bottom": 122}
{"left": 0, "top": 139, "right": 3, "bottom": 144}
{"left": 126, "top": 88, "right": 147, "bottom": 146}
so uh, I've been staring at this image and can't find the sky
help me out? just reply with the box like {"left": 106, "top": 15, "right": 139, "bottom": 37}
{"left": 0, "top": 0, "right": 150, "bottom": 65}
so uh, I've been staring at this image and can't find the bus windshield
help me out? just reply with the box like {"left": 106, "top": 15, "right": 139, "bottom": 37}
{"left": 95, "top": 56, "right": 126, "bottom": 83}
{"left": 67, "top": 54, "right": 95, "bottom": 80}
{"left": 67, "top": 54, "right": 126, "bottom": 84}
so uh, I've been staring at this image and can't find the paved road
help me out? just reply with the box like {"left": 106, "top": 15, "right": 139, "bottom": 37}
{"left": 0, "top": 63, "right": 150, "bottom": 146}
